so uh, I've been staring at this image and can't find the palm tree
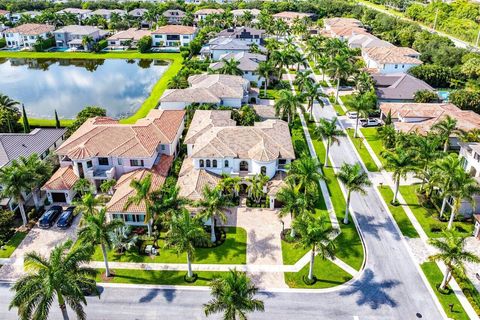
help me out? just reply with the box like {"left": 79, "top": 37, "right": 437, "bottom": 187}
{"left": 316, "top": 56, "right": 329, "bottom": 82}
{"left": 446, "top": 170, "right": 480, "bottom": 230}
{"left": 328, "top": 54, "right": 352, "bottom": 103}
{"left": 216, "top": 58, "right": 243, "bottom": 76}
{"left": 78, "top": 208, "right": 124, "bottom": 278}
{"left": 294, "top": 70, "right": 314, "bottom": 93}
{"left": 354, "top": 71, "right": 373, "bottom": 94}
{"left": 431, "top": 154, "right": 464, "bottom": 218}
{"left": 204, "top": 269, "right": 264, "bottom": 319}
{"left": 73, "top": 178, "right": 92, "bottom": 196}
{"left": 0, "top": 161, "right": 30, "bottom": 225}
{"left": 195, "top": 185, "right": 231, "bottom": 243}
{"left": 81, "top": 35, "right": 94, "bottom": 51}
{"left": 100, "top": 179, "right": 116, "bottom": 195}
{"left": 165, "top": 209, "right": 208, "bottom": 279}
{"left": 218, "top": 175, "right": 241, "bottom": 199}
{"left": 274, "top": 90, "right": 304, "bottom": 124}
{"left": 287, "top": 156, "right": 325, "bottom": 195}
{"left": 276, "top": 181, "right": 312, "bottom": 237}
{"left": 270, "top": 50, "right": 291, "bottom": 78}
{"left": 411, "top": 135, "right": 441, "bottom": 191}
{"left": 336, "top": 163, "right": 371, "bottom": 224}
{"left": 294, "top": 215, "right": 336, "bottom": 281}
{"left": 257, "top": 61, "right": 274, "bottom": 96}
{"left": 246, "top": 174, "right": 269, "bottom": 204}
{"left": 124, "top": 174, "right": 158, "bottom": 236}
{"left": 9, "top": 240, "right": 96, "bottom": 320}
{"left": 0, "top": 93, "right": 20, "bottom": 133}
{"left": 382, "top": 150, "right": 416, "bottom": 204}
{"left": 74, "top": 192, "right": 102, "bottom": 220}
{"left": 324, "top": 38, "right": 349, "bottom": 58}
{"left": 156, "top": 186, "right": 190, "bottom": 225}
{"left": 432, "top": 116, "right": 461, "bottom": 152}
{"left": 168, "top": 75, "right": 188, "bottom": 89}
{"left": 304, "top": 82, "right": 324, "bottom": 118}
{"left": 314, "top": 117, "right": 346, "bottom": 166}
{"left": 19, "top": 154, "right": 52, "bottom": 210}
{"left": 429, "top": 230, "right": 480, "bottom": 290}
{"left": 291, "top": 50, "right": 308, "bottom": 71}
{"left": 351, "top": 93, "right": 375, "bottom": 138}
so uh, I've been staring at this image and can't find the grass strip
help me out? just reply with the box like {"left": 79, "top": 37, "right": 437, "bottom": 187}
{"left": 0, "top": 231, "right": 27, "bottom": 258}
{"left": 359, "top": 127, "right": 387, "bottom": 167}
{"left": 284, "top": 258, "right": 352, "bottom": 289}
{"left": 346, "top": 129, "right": 379, "bottom": 172}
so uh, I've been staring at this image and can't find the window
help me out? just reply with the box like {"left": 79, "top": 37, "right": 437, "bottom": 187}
{"left": 199, "top": 159, "right": 204, "bottom": 167}
{"left": 224, "top": 160, "right": 229, "bottom": 167}
{"left": 261, "top": 166, "right": 266, "bottom": 175}
{"left": 118, "top": 158, "right": 123, "bottom": 165}
{"left": 183, "top": 35, "right": 189, "bottom": 39}
{"left": 161, "top": 144, "right": 166, "bottom": 151}
{"left": 98, "top": 157, "right": 109, "bottom": 166}
{"left": 213, "top": 160, "right": 217, "bottom": 168}
{"left": 130, "top": 159, "right": 144, "bottom": 167}
{"left": 206, "top": 159, "right": 211, "bottom": 167}
{"left": 394, "top": 64, "right": 398, "bottom": 69}
{"left": 86, "top": 160, "right": 93, "bottom": 168}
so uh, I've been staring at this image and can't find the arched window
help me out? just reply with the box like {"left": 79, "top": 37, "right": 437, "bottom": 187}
{"left": 212, "top": 160, "right": 217, "bottom": 168}
{"left": 224, "top": 160, "right": 229, "bottom": 168}
{"left": 206, "top": 159, "right": 211, "bottom": 167}
{"left": 261, "top": 166, "right": 267, "bottom": 175}
{"left": 199, "top": 159, "right": 204, "bottom": 167}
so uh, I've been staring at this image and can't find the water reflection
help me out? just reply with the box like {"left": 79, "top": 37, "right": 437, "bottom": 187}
{"left": 0, "top": 58, "right": 169, "bottom": 119}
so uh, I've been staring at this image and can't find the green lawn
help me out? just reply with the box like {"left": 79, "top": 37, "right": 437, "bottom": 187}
{"left": 90, "top": 227, "right": 247, "bottom": 265}
{"left": 377, "top": 186, "right": 420, "bottom": 238}
{"left": 346, "top": 129, "right": 379, "bottom": 172}
{"left": 420, "top": 262, "right": 469, "bottom": 320}
{"left": 339, "top": 94, "right": 355, "bottom": 111}
{"left": 258, "top": 89, "right": 280, "bottom": 101}
{"left": 360, "top": 127, "right": 387, "bottom": 167}
{"left": 333, "top": 104, "right": 346, "bottom": 116}
{"left": 0, "top": 231, "right": 27, "bottom": 258}
{"left": 399, "top": 185, "right": 473, "bottom": 238}
{"left": 285, "top": 258, "right": 352, "bottom": 289}
{"left": 0, "top": 51, "right": 183, "bottom": 127}
{"left": 95, "top": 268, "right": 225, "bottom": 286}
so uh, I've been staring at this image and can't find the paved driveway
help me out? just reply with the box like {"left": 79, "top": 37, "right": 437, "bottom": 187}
{"left": 0, "top": 214, "right": 81, "bottom": 281}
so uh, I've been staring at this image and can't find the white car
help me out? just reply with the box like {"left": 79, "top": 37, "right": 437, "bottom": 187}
{"left": 347, "top": 111, "right": 358, "bottom": 119}
{"left": 360, "top": 118, "right": 381, "bottom": 127}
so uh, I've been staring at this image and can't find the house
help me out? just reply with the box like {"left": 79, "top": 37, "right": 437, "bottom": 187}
{"left": 10, "top": 11, "right": 42, "bottom": 24}
{"left": 216, "top": 27, "right": 266, "bottom": 45}
{"left": 372, "top": 73, "right": 435, "bottom": 103}
{"left": 42, "top": 109, "right": 186, "bottom": 222}
{"left": 54, "top": 25, "right": 106, "bottom": 50}
{"left": 321, "top": 26, "right": 369, "bottom": 40}
{"left": 128, "top": 8, "right": 148, "bottom": 18}
{"left": 107, "top": 28, "right": 151, "bottom": 48}
{"left": 362, "top": 47, "right": 422, "bottom": 74}
{"left": 159, "top": 74, "right": 251, "bottom": 110}
{"left": 272, "top": 11, "right": 314, "bottom": 26}
{"left": 162, "top": 9, "right": 185, "bottom": 25}
{"left": 91, "top": 9, "right": 126, "bottom": 21}
{"left": 231, "top": 9, "right": 261, "bottom": 22}
{"left": 177, "top": 110, "right": 295, "bottom": 208}
{"left": 379, "top": 102, "right": 480, "bottom": 149}
{"left": 4, "top": 23, "right": 55, "bottom": 49}
{"left": 0, "top": 128, "right": 66, "bottom": 211}
{"left": 348, "top": 34, "right": 393, "bottom": 49}
{"left": 324, "top": 17, "right": 363, "bottom": 30}
{"left": 459, "top": 143, "right": 480, "bottom": 220}
{"left": 194, "top": 8, "right": 224, "bottom": 22}
{"left": 209, "top": 52, "right": 267, "bottom": 85}
{"left": 200, "top": 37, "right": 264, "bottom": 60}
{"left": 0, "top": 9, "right": 10, "bottom": 21}
{"left": 56, "top": 8, "right": 92, "bottom": 22}
{"left": 152, "top": 25, "right": 196, "bottom": 47}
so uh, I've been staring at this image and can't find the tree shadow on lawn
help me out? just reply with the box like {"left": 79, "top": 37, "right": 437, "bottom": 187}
{"left": 194, "top": 227, "right": 246, "bottom": 264}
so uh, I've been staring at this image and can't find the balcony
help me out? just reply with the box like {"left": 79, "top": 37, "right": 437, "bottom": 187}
{"left": 85, "top": 167, "right": 115, "bottom": 180}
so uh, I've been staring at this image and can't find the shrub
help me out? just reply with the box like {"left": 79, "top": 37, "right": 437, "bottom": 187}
{"left": 92, "top": 39, "right": 108, "bottom": 53}
{"left": 137, "top": 36, "right": 152, "bottom": 53}
{"left": 0, "top": 38, "right": 6, "bottom": 48}
{"left": 408, "top": 64, "right": 455, "bottom": 88}
{"left": 449, "top": 90, "right": 480, "bottom": 114}
{"left": 0, "top": 210, "right": 14, "bottom": 242}
{"left": 414, "top": 90, "right": 439, "bottom": 103}
{"left": 429, "top": 222, "right": 444, "bottom": 233}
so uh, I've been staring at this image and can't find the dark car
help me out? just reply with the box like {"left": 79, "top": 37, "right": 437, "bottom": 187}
{"left": 57, "top": 206, "right": 76, "bottom": 229}
{"left": 39, "top": 206, "right": 63, "bottom": 229}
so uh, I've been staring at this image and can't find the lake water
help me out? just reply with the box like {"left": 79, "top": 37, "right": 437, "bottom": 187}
{"left": 0, "top": 58, "right": 169, "bottom": 119}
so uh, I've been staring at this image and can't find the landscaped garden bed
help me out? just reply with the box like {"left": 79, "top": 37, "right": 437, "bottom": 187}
{"left": 284, "top": 258, "right": 352, "bottom": 289}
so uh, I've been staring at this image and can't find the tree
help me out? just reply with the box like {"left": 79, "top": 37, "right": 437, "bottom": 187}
{"left": 74, "top": 192, "right": 101, "bottom": 219}
{"left": 19, "top": 154, "right": 52, "bottom": 210}
{"left": 328, "top": 54, "right": 352, "bottom": 103}
{"left": 294, "top": 70, "right": 314, "bottom": 93}
{"left": 78, "top": 208, "right": 124, "bottom": 277}
{"left": 165, "top": 209, "right": 208, "bottom": 279}
{"left": 0, "top": 93, "right": 21, "bottom": 133}
{"left": 218, "top": 175, "right": 241, "bottom": 200}
{"left": 382, "top": 150, "right": 416, "bottom": 203}
{"left": 287, "top": 156, "right": 325, "bottom": 195}
{"left": 0, "top": 161, "right": 30, "bottom": 225}
{"left": 432, "top": 115, "right": 461, "bottom": 152}
{"left": 354, "top": 71, "right": 373, "bottom": 94}
{"left": 246, "top": 174, "right": 269, "bottom": 204}
{"left": 336, "top": 163, "right": 371, "bottom": 224}
{"left": 21, "top": 104, "right": 30, "bottom": 133}
{"left": 414, "top": 89, "right": 438, "bottom": 103}
{"left": 73, "top": 178, "right": 92, "bottom": 196}
{"left": 294, "top": 215, "right": 336, "bottom": 281}
{"left": 316, "top": 56, "right": 330, "bottom": 82}
{"left": 137, "top": 35, "right": 152, "bottom": 53}
{"left": 124, "top": 174, "right": 158, "bottom": 236}
{"left": 313, "top": 117, "right": 346, "bottom": 166}
{"left": 68, "top": 106, "right": 106, "bottom": 136}
{"left": 446, "top": 169, "right": 480, "bottom": 230}
{"left": 276, "top": 181, "right": 312, "bottom": 238}
{"left": 411, "top": 135, "right": 441, "bottom": 191}
{"left": 9, "top": 240, "right": 96, "bottom": 320}
{"left": 274, "top": 90, "right": 304, "bottom": 124}
{"left": 304, "top": 82, "right": 324, "bottom": 118}
{"left": 54, "top": 109, "right": 60, "bottom": 128}
{"left": 350, "top": 92, "right": 375, "bottom": 138}
{"left": 216, "top": 58, "right": 243, "bottom": 76}
{"left": 204, "top": 269, "right": 264, "bottom": 319}
{"left": 81, "top": 35, "right": 94, "bottom": 51}
{"left": 100, "top": 179, "right": 116, "bottom": 195}
{"left": 257, "top": 61, "right": 274, "bottom": 96}
{"left": 195, "top": 185, "right": 231, "bottom": 243}
{"left": 156, "top": 186, "right": 190, "bottom": 226}
{"left": 429, "top": 230, "right": 480, "bottom": 290}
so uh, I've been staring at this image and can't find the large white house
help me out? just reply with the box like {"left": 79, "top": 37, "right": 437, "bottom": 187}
{"left": 152, "top": 25, "right": 197, "bottom": 47}
{"left": 194, "top": 8, "right": 224, "bottom": 22}
{"left": 91, "top": 9, "right": 126, "bottom": 21}
{"left": 56, "top": 8, "right": 92, "bottom": 22}
{"left": 216, "top": 27, "right": 266, "bottom": 45}
{"left": 159, "top": 74, "right": 251, "bottom": 110}
{"left": 200, "top": 37, "right": 264, "bottom": 60}
{"left": 5, "top": 23, "right": 54, "bottom": 49}
{"left": 209, "top": 52, "right": 266, "bottom": 86}
{"left": 54, "top": 25, "right": 106, "bottom": 50}
{"left": 362, "top": 47, "right": 422, "bottom": 74}
{"left": 107, "top": 28, "right": 151, "bottom": 48}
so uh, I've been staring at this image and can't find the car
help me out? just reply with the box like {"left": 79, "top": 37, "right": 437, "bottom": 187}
{"left": 360, "top": 118, "right": 381, "bottom": 127}
{"left": 347, "top": 111, "right": 358, "bottom": 119}
{"left": 39, "top": 206, "right": 63, "bottom": 229}
{"left": 56, "top": 206, "right": 76, "bottom": 229}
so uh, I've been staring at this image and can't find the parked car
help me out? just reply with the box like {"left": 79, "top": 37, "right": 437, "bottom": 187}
{"left": 39, "top": 206, "right": 63, "bottom": 229}
{"left": 57, "top": 206, "right": 76, "bottom": 229}
{"left": 360, "top": 118, "right": 381, "bottom": 127}
{"left": 347, "top": 111, "right": 358, "bottom": 119}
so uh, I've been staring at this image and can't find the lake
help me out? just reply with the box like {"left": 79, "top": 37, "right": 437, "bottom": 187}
{"left": 0, "top": 58, "right": 170, "bottom": 119}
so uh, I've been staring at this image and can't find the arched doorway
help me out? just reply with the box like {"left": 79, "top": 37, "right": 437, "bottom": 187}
{"left": 240, "top": 161, "right": 248, "bottom": 172}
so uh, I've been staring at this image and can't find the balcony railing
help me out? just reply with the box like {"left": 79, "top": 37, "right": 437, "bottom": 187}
{"left": 85, "top": 167, "right": 115, "bottom": 180}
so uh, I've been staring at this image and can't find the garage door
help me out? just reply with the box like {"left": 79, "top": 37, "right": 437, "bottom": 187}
{"left": 51, "top": 192, "right": 66, "bottom": 203}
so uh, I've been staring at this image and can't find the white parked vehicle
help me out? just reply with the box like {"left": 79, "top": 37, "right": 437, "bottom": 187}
{"left": 347, "top": 111, "right": 358, "bottom": 119}
{"left": 360, "top": 118, "right": 381, "bottom": 127}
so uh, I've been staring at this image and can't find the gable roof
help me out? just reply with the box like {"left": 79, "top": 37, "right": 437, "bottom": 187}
{"left": 54, "top": 25, "right": 101, "bottom": 35}
{"left": 348, "top": 34, "right": 393, "bottom": 49}
{"left": 209, "top": 52, "right": 266, "bottom": 72}
{"left": 163, "top": 9, "right": 185, "bottom": 17}
{"left": 372, "top": 73, "right": 434, "bottom": 100}
{"left": 57, "top": 8, "right": 92, "bottom": 14}
{"left": 363, "top": 47, "right": 422, "bottom": 65}
{"left": 7, "top": 23, "right": 54, "bottom": 35}
{"left": 273, "top": 11, "right": 314, "bottom": 19}
{"left": 42, "top": 166, "right": 79, "bottom": 191}
{"left": 324, "top": 17, "right": 363, "bottom": 28}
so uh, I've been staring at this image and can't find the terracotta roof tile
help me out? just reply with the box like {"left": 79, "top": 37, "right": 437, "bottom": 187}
{"left": 153, "top": 25, "right": 196, "bottom": 35}
{"left": 7, "top": 23, "right": 54, "bottom": 35}
{"left": 42, "top": 166, "right": 79, "bottom": 191}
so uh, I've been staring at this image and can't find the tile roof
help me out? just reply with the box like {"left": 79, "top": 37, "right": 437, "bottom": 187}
{"left": 92, "top": 9, "right": 126, "bottom": 15}
{"left": 177, "top": 158, "right": 221, "bottom": 201}
{"left": 128, "top": 8, "right": 148, "bottom": 16}
{"left": 231, "top": 9, "right": 261, "bottom": 17}
{"left": 379, "top": 103, "right": 480, "bottom": 135}
{"left": 372, "top": 73, "right": 434, "bottom": 100}
{"left": 326, "top": 26, "right": 369, "bottom": 39}
{"left": 273, "top": 11, "right": 314, "bottom": 19}
{"left": 42, "top": 166, "right": 79, "bottom": 191}
{"left": 54, "top": 25, "right": 101, "bottom": 35}
{"left": 363, "top": 47, "right": 422, "bottom": 65}
{"left": 163, "top": 9, "right": 185, "bottom": 17}
{"left": 7, "top": 23, "right": 54, "bottom": 35}
{"left": 108, "top": 28, "right": 151, "bottom": 41}
{"left": 348, "top": 34, "right": 394, "bottom": 48}
{"left": 209, "top": 52, "right": 266, "bottom": 72}
{"left": 0, "top": 128, "right": 66, "bottom": 168}
{"left": 56, "top": 109, "right": 185, "bottom": 160}
{"left": 195, "top": 9, "right": 224, "bottom": 15}
{"left": 267, "top": 171, "right": 287, "bottom": 196}
{"left": 205, "top": 37, "right": 261, "bottom": 52}
{"left": 252, "top": 105, "right": 277, "bottom": 120}
{"left": 324, "top": 17, "right": 363, "bottom": 28}
{"left": 184, "top": 110, "right": 236, "bottom": 144}
{"left": 0, "top": 9, "right": 9, "bottom": 16}
{"left": 152, "top": 25, "right": 196, "bottom": 35}
{"left": 57, "top": 8, "right": 92, "bottom": 14}
{"left": 217, "top": 27, "right": 265, "bottom": 38}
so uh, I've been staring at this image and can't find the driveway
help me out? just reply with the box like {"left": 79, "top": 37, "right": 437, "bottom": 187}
{"left": 0, "top": 214, "right": 81, "bottom": 281}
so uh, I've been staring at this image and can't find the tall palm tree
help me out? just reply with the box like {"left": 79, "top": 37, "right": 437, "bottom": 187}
{"left": 294, "top": 215, "right": 336, "bottom": 281}
{"left": 328, "top": 54, "right": 352, "bottom": 103}
{"left": 351, "top": 93, "right": 375, "bottom": 138}
{"left": 276, "top": 181, "right": 312, "bottom": 237}
{"left": 432, "top": 116, "right": 461, "bottom": 152}
{"left": 204, "top": 269, "right": 264, "bottom": 319}
{"left": 304, "top": 82, "right": 324, "bottom": 118}
{"left": 431, "top": 154, "right": 464, "bottom": 218}
{"left": 9, "top": 240, "right": 96, "bottom": 320}
{"left": 294, "top": 70, "right": 314, "bottom": 93}
{"left": 124, "top": 174, "right": 158, "bottom": 236}
{"left": 81, "top": 35, "right": 94, "bottom": 51}
{"left": 195, "top": 185, "right": 231, "bottom": 243}
{"left": 155, "top": 186, "right": 190, "bottom": 226}
{"left": 411, "top": 135, "right": 441, "bottom": 191}
{"left": 274, "top": 90, "right": 304, "bottom": 124}
{"left": 324, "top": 38, "right": 349, "bottom": 58}
{"left": 0, "top": 93, "right": 20, "bottom": 133}
{"left": 18, "top": 154, "right": 52, "bottom": 210}
{"left": 73, "top": 178, "right": 92, "bottom": 196}
{"left": 429, "top": 230, "right": 480, "bottom": 290}
{"left": 314, "top": 117, "right": 346, "bottom": 166}
{"left": 257, "top": 61, "right": 274, "bottom": 96}
{"left": 446, "top": 170, "right": 480, "bottom": 230}
{"left": 270, "top": 50, "right": 291, "bottom": 78}
{"left": 382, "top": 150, "right": 416, "bottom": 203}
{"left": 100, "top": 179, "right": 116, "bottom": 195}
{"left": 216, "top": 58, "right": 243, "bottom": 76}
{"left": 337, "top": 163, "right": 372, "bottom": 224}
{"left": 316, "top": 56, "right": 329, "bottom": 82}
{"left": 165, "top": 209, "right": 208, "bottom": 279}
{"left": 78, "top": 208, "right": 124, "bottom": 277}
{"left": 354, "top": 71, "right": 373, "bottom": 94}
{"left": 246, "top": 174, "right": 269, "bottom": 204}
{"left": 218, "top": 175, "right": 242, "bottom": 199}
{"left": 74, "top": 192, "right": 102, "bottom": 220}
{"left": 291, "top": 50, "right": 307, "bottom": 71}
{"left": 287, "top": 156, "right": 325, "bottom": 195}
{"left": 0, "top": 161, "right": 30, "bottom": 225}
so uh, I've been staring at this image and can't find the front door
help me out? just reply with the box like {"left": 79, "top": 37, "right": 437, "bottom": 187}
{"left": 240, "top": 161, "right": 248, "bottom": 172}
